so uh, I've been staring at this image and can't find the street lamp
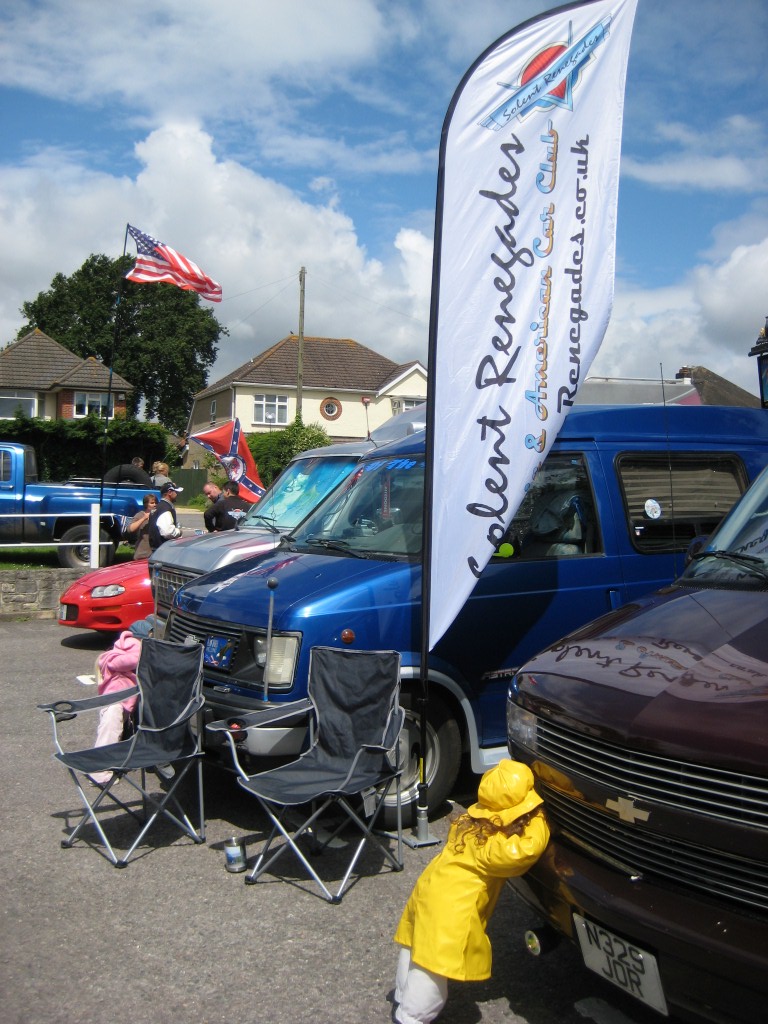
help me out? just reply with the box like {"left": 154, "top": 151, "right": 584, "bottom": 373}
{"left": 748, "top": 316, "right": 768, "bottom": 408}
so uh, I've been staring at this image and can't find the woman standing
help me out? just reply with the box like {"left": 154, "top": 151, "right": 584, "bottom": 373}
{"left": 125, "top": 493, "right": 158, "bottom": 559}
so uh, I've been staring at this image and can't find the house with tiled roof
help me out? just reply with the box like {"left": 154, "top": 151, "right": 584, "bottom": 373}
{"left": 0, "top": 329, "right": 133, "bottom": 420}
{"left": 188, "top": 335, "right": 428, "bottom": 441}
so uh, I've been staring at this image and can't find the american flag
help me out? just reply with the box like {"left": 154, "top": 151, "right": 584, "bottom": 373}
{"left": 125, "top": 224, "right": 222, "bottom": 302}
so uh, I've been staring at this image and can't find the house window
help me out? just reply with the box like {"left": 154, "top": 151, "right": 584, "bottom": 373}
{"left": 0, "top": 390, "right": 36, "bottom": 419}
{"left": 253, "top": 394, "right": 288, "bottom": 425}
{"left": 390, "top": 397, "right": 422, "bottom": 415}
{"left": 210, "top": 399, "right": 217, "bottom": 424}
{"left": 74, "top": 392, "right": 114, "bottom": 418}
{"left": 320, "top": 397, "right": 342, "bottom": 421}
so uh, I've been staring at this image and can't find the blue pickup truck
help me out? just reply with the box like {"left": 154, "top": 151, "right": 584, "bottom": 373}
{"left": 0, "top": 442, "right": 157, "bottom": 568}
{"left": 166, "top": 405, "right": 768, "bottom": 820}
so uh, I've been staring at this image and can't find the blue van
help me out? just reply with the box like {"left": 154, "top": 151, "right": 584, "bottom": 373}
{"left": 167, "top": 405, "right": 768, "bottom": 819}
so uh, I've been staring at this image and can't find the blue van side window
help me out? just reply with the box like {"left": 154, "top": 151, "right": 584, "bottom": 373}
{"left": 617, "top": 455, "right": 747, "bottom": 553}
{"left": 497, "top": 453, "right": 600, "bottom": 559}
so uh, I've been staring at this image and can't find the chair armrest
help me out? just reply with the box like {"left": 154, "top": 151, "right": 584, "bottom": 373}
{"left": 38, "top": 686, "right": 139, "bottom": 719}
{"left": 206, "top": 698, "right": 313, "bottom": 734}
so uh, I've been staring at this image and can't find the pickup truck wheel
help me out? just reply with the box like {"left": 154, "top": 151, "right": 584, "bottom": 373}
{"left": 381, "top": 690, "right": 461, "bottom": 829}
{"left": 58, "top": 526, "right": 116, "bottom": 569}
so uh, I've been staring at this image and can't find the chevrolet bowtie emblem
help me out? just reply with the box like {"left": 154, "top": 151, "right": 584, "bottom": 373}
{"left": 606, "top": 796, "right": 650, "bottom": 824}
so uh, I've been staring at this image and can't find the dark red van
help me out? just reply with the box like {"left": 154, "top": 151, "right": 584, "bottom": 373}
{"left": 507, "top": 463, "right": 768, "bottom": 1023}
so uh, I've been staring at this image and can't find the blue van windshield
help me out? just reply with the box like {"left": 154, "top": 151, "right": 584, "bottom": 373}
{"left": 291, "top": 456, "right": 426, "bottom": 558}
{"left": 241, "top": 455, "right": 360, "bottom": 532}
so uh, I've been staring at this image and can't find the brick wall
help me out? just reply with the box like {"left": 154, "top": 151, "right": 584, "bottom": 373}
{"left": 0, "top": 569, "right": 81, "bottom": 619}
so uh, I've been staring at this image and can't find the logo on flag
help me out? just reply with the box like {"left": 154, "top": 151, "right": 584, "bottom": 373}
{"left": 189, "top": 419, "right": 266, "bottom": 503}
{"left": 479, "top": 14, "right": 613, "bottom": 127}
{"left": 125, "top": 224, "right": 222, "bottom": 302}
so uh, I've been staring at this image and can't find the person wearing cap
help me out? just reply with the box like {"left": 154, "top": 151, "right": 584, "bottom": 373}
{"left": 392, "top": 759, "right": 550, "bottom": 1024}
{"left": 148, "top": 481, "right": 184, "bottom": 550}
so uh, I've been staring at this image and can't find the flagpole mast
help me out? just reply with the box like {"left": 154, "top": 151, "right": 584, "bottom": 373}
{"left": 98, "top": 223, "right": 130, "bottom": 516}
{"left": 296, "top": 266, "right": 305, "bottom": 421}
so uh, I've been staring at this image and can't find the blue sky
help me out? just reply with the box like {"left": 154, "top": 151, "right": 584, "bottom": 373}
{"left": 1, "top": 0, "right": 766, "bottom": 395}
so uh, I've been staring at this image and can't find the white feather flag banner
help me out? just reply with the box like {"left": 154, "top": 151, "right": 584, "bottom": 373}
{"left": 425, "top": 0, "right": 638, "bottom": 651}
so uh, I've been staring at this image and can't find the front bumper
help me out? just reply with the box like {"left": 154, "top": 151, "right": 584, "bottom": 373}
{"left": 202, "top": 688, "right": 308, "bottom": 757}
{"left": 57, "top": 592, "right": 154, "bottom": 632}
{"left": 509, "top": 839, "right": 768, "bottom": 1024}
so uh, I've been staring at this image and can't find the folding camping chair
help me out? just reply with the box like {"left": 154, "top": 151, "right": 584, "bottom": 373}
{"left": 208, "top": 646, "right": 404, "bottom": 903}
{"left": 38, "top": 638, "right": 205, "bottom": 867}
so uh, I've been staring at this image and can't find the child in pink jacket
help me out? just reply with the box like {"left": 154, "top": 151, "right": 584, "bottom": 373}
{"left": 90, "top": 629, "right": 142, "bottom": 785}
{"left": 393, "top": 759, "right": 549, "bottom": 1024}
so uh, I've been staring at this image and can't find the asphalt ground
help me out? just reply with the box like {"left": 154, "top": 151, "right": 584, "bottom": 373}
{"left": 2, "top": 619, "right": 664, "bottom": 1024}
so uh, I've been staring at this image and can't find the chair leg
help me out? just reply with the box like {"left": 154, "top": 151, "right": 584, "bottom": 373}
{"left": 246, "top": 800, "right": 340, "bottom": 903}
{"left": 61, "top": 760, "right": 204, "bottom": 867}
{"left": 62, "top": 770, "right": 124, "bottom": 866}
{"left": 117, "top": 761, "right": 205, "bottom": 865}
{"left": 244, "top": 784, "right": 403, "bottom": 903}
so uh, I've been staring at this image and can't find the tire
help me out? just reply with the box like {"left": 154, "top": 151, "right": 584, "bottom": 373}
{"left": 382, "top": 688, "right": 462, "bottom": 829}
{"left": 103, "top": 464, "right": 150, "bottom": 485}
{"left": 58, "top": 525, "right": 116, "bottom": 569}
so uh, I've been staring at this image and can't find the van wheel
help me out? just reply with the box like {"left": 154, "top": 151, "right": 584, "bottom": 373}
{"left": 58, "top": 526, "right": 116, "bottom": 569}
{"left": 382, "top": 690, "right": 461, "bottom": 829}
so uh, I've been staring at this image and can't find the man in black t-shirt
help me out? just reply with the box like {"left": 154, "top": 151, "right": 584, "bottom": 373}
{"left": 209, "top": 480, "right": 252, "bottom": 531}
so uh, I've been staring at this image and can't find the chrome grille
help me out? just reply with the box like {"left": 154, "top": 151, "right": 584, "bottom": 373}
{"left": 545, "top": 787, "right": 768, "bottom": 914}
{"left": 153, "top": 567, "right": 200, "bottom": 613}
{"left": 536, "top": 717, "right": 768, "bottom": 832}
{"left": 165, "top": 609, "right": 291, "bottom": 693}
{"left": 167, "top": 608, "right": 242, "bottom": 659}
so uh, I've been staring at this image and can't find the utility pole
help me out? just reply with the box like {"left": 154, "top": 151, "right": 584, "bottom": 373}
{"left": 296, "top": 266, "right": 306, "bottom": 420}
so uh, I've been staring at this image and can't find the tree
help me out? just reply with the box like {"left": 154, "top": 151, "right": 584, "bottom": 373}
{"left": 18, "top": 254, "right": 226, "bottom": 432}
{"left": 247, "top": 419, "right": 330, "bottom": 488}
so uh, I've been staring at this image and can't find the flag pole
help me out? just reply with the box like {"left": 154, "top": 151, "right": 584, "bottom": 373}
{"left": 408, "top": 108, "right": 450, "bottom": 849}
{"left": 97, "top": 223, "right": 130, "bottom": 522}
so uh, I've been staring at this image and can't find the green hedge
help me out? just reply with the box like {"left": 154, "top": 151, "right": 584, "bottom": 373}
{"left": 0, "top": 413, "right": 173, "bottom": 482}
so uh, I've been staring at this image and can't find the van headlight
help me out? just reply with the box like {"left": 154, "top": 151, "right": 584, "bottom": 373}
{"left": 253, "top": 635, "right": 299, "bottom": 687}
{"left": 507, "top": 702, "right": 538, "bottom": 753}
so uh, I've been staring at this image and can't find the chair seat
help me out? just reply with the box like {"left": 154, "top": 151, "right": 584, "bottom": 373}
{"left": 239, "top": 752, "right": 397, "bottom": 806}
{"left": 57, "top": 731, "right": 200, "bottom": 774}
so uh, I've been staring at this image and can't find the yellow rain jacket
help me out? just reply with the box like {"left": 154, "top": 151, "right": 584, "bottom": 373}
{"left": 394, "top": 759, "right": 549, "bottom": 981}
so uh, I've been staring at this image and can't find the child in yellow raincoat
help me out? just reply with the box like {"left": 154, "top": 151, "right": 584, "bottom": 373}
{"left": 392, "top": 759, "right": 549, "bottom": 1024}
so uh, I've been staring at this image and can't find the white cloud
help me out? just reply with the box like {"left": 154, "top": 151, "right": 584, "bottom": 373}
{"left": 0, "top": 1, "right": 388, "bottom": 119}
{"left": 594, "top": 237, "right": 768, "bottom": 397}
{"left": 0, "top": 123, "right": 430, "bottom": 379}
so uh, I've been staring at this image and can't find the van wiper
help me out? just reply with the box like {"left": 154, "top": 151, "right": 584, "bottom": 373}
{"left": 247, "top": 515, "right": 280, "bottom": 534}
{"left": 691, "top": 549, "right": 768, "bottom": 581}
{"left": 303, "top": 537, "right": 368, "bottom": 559}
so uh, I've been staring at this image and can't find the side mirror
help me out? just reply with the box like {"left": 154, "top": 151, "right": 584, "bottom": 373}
{"left": 685, "top": 535, "right": 708, "bottom": 566}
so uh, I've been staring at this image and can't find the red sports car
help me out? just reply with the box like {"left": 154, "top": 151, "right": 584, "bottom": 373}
{"left": 58, "top": 559, "right": 153, "bottom": 632}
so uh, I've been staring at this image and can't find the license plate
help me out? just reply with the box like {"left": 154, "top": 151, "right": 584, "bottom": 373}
{"left": 58, "top": 602, "right": 65, "bottom": 620}
{"left": 573, "top": 913, "right": 668, "bottom": 1015}
{"left": 203, "top": 635, "right": 235, "bottom": 669}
